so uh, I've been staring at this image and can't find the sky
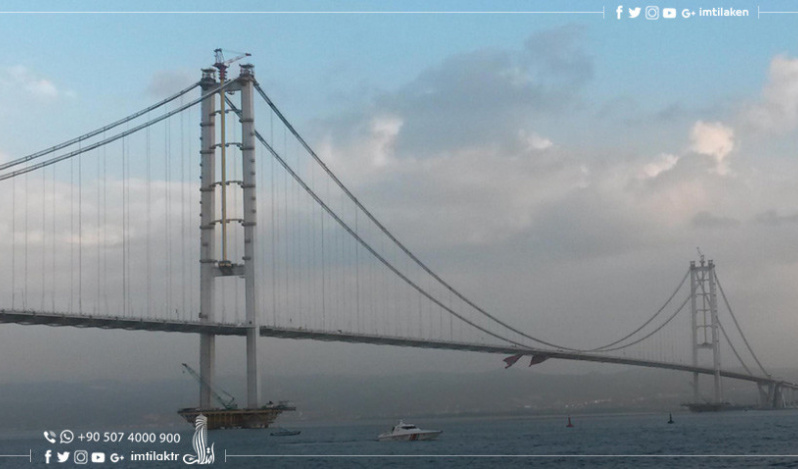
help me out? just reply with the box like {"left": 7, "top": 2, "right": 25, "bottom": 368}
{"left": 1, "top": 0, "right": 798, "bottom": 400}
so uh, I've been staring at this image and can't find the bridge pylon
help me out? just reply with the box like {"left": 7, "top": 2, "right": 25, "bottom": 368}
{"left": 197, "top": 63, "right": 261, "bottom": 410}
{"left": 198, "top": 68, "right": 218, "bottom": 410}
{"left": 689, "top": 258, "right": 723, "bottom": 404}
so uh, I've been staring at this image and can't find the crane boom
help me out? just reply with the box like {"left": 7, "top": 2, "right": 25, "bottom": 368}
{"left": 213, "top": 48, "right": 251, "bottom": 82}
{"left": 181, "top": 363, "right": 238, "bottom": 410}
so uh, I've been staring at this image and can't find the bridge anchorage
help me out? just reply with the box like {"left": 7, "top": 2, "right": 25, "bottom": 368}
{"left": 0, "top": 52, "right": 797, "bottom": 426}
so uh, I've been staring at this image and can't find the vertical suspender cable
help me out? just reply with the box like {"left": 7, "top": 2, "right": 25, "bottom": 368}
{"left": 166, "top": 114, "right": 172, "bottom": 319}
{"left": 41, "top": 167, "right": 46, "bottom": 311}
{"left": 11, "top": 173, "right": 16, "bottom": 309}
{"left": 51, "top": 165, "right": 56, "bottom": 312}
{"left": 122, "top": 136, "right": 127, "bottom": 317}
{"left": 146, "top": 124, "right": 151, "bottom": 316}
{"left": 269, "top": 114, "right": 277, "bottom": 326}
{"left": 78, "top": 141, "right": 82, "bottom": 314}
{"left": 70, "top": 155, "right": 74, "bottom": 313}
{"left": 24, "top": 171, "right": 28, "bottom": 309}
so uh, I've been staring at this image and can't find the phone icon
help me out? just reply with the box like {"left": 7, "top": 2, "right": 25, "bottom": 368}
{"left": 44, "top": 431, "right": 57, "bottom": 444}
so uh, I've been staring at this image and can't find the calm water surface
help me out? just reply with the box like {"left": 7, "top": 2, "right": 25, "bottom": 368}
{"left": 3, "top": 410, "right": 797, "bottom": 468}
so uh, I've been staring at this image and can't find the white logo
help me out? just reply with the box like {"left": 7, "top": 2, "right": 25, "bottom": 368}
{"left": 59, "top": 430, "right": 74, "bottom": 444}
{"left": 57, "top": 452, "right": 70, "bottom": 463}
{"left": 616, "top": 5, "right": 624, "bottom": 19}
{"left": 681, "top": 8, "right": 694, "bottom": 18}
{"left": 91, "top": 452, "right": 105, "bottom": 463}
{"left": 645, "top": 5, "right": 659, "bottom": 19}
{"left": 183, "top": 415, "right": 215, "bottom": 465}
{"left": 45, "top": 450, "right": 52, "bottom": 464}
{"left": 74, "top": 450, "right": 88, "bottom": 465}
{"left": 44, "top": 431, "right": 57, "bottom": 444}
{"left": 629, "top": 7, "right": 641, "bottom": 18}
{"left": 663, "top": 7, "right": 676, "bottom": 18}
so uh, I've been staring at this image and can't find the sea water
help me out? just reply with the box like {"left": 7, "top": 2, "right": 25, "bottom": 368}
{"left": 2, "top": 410, "right": 797, "bottom": 468}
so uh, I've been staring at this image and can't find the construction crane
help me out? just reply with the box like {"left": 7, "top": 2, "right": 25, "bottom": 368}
{"left": 181, "top": 363, "right": 238, "bottom": 410}
{"left": 213, "top": 48, "right": 251, "bottom": 83}
{"left": 212, "top": 49, "right": 251, "bottom": 266}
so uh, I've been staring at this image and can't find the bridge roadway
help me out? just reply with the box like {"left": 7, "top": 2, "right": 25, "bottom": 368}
{"left": 2, "top": 309, "right": 796, "bottom": 391}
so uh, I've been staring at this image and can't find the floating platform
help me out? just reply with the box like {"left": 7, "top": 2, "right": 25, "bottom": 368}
{"left": 178, "top": 403, "right": 296, "bottom": 430}
{"left": 681, "top": 402, "right": 753, "bottom": 412}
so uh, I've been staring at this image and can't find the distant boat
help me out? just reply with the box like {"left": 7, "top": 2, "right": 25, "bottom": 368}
{"left": 566, "top": 417, "right": 574, "bottom": 428}
{"left": 270, "top": 427, "right": 301, "bottom": 437}
{"left": 667, "top": 413, "right": 674, "bottom": 424}
{"left": 378, "top": 421, "right": 441, "bottom": 441}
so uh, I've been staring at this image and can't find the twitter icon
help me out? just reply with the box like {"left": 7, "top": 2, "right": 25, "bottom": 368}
{"left": 57, "top": 452, "right": 70, "bottom": 463}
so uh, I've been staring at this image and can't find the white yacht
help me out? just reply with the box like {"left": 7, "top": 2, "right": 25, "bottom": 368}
{"left": 377, "top": 420, "right": 442, "bottom": 441}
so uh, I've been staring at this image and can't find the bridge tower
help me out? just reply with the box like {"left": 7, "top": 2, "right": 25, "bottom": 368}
{"left": 198, "top": 68, "right": 218, "bottom": 410}
{"left": 197, "top": 64, "right": 261, "bottom": 411}
{"left": 689, "top": 258, "right": 723, "bottom": 404}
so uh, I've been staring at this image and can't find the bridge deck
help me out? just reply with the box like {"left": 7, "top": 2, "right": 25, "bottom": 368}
{"left": 2, "top": 309, "right": 795, "bottom": 390}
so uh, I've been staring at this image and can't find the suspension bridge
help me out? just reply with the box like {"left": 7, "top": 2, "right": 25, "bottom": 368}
{"left": 0, "top": 54, "right": 795, "bottom": 425}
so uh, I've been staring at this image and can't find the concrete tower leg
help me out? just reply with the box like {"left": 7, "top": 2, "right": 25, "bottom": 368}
{"left": 690, "top": 262, "right": 699, "bottom": 402}
{"left": 708, "top": 261, "right": 722, "bottom": 404}
{"left": 199, "top": 69, "right": 218, "bottom": 409}
{"left": 239, "top": 64, "right": 260, "bottom": 409}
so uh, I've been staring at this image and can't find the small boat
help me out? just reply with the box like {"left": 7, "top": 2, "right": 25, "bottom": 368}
{"left": 270, "top": 427, "right": 301, "bottom": 437}
{"left": 667, "top": 413, "right": 674, "bottom": 424}
{"left": 378, "top": 420, "right": 442, "bottom": 441}
{"left": 566, "top": 417, "right": 574, "bottom": 428}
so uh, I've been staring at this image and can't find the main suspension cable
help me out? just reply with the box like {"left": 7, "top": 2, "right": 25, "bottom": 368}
{"left": 592, "top": 293, "right": 691, "bottom": 353}
{"left": 714, "top": 271, "right": 769, "bottom": 377}
{"left": 590, "top": 270, "right": 689, "bottom": 351}
{"left": 251, "top": 86, "right": 695, "bottom": 353}
{"left": 0, "top": 82, "right": 199, "bottom": 172}
{"left": 249, "top": 119, "right": 537, "bottom": 351}
{"left": 717, "top": 318, "right": 754, "bottom": 376}
{"left": 0, "top": 82, "right": 231, "bottom": 182}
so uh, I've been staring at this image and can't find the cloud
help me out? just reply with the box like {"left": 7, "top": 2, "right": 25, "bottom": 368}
{"left": 519, "top": 130, "right": 554, "bottom": 151}
{"left": 691, "top": 211, "right": 741, "bottom": 229}
{"left": 2, "top": 65, "right": 59, "bottom": 100}
{"left": 310, "top": 34, "right": 798, "bottom": 276}
{"left": 336, "top": 25, "right": 594, "bottom": 158}
{"left": 308, "top": 27, "right": 596, "bottom": 250}
{"left": 754, "top": 210, "right": 798, "bottom": 226}
{"left": 745, "top": 54, "right": 798, "bottom": 133}
{"left": 146, "top": 70, "right": 196, "bottom": 98}
{"left": 688, "top": 120, "right": 734, "bottom": 175}
{"left": 639, "top": 153, "right": 679, "bottom": 179}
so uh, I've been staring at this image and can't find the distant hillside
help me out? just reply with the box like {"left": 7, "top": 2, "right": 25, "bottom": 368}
{"left": 1, "top": 367, "right": 793, "bottom": 431}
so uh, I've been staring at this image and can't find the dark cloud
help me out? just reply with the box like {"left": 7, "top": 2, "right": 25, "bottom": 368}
{"left": 317, "top": 26, "right": 593, "bottom": 158}
{"left": 146, "top": 70, "right": 195, "bottom": 98}
{"left": 754, "top": 210, "right": 798, "bottom": 226}
{"left": 691, "top": 211, "right": 741, "bottom": 229}
{"left": 517, "top": 185, "right": 657, "bottom": 261}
